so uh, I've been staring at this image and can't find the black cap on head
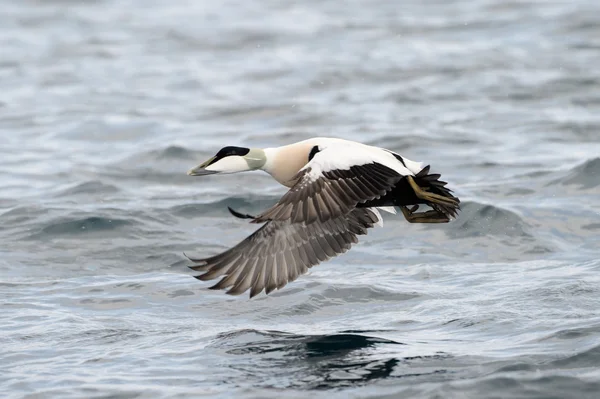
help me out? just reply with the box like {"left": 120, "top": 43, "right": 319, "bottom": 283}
{"left": 215, "top": 146, "right": 250, "bottom": 160}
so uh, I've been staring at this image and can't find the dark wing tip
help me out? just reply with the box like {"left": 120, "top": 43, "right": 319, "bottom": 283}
{"left": 416, "top": 165, "right": 431, "bottom": 177}
{"left": 228, "top": 206, "right": 256, "bottom": 220}
{"left": 225, "top": 288, "right": 247, "bottom": 296}
{"left": 184, "top": 251, "right": 209, "bottom": 264}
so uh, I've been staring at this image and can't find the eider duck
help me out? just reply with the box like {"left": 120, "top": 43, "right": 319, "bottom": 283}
{"left": 186, "top": 137, "right": 460, "bottom": 298}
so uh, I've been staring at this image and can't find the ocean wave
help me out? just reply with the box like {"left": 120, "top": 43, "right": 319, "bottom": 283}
{"left": 147, "top": 145, "right": 198, "bottom": 160}
{"left": 538, "top": 324, "right": 600, "bottom": 343}
{"left": 57, "top": 119, "right": 164, "bottom": 143}
{"left": 31, "top": 216, "right": 133, "bottom": 238}
{"left": 442, "top": 374, "right": 600, "bottom": 399}
{"left": 0, "top": 197, "right": 18, "bottom": 210}
{"left": 169, "top": 195, "right": 276, "bottom": 218}
{"left": 550, "top": 342, "right": 600, "bottom": 369}
{"left": 111, "top": 145, "right": 202, "bottom": 166}
{"left": 54, "top": 181, "right": 120, "bottom": 197}
{"left": 448, "top": 201, "right": 532, "bottom": 238}
{"left": 554, "top": 157, "right": 600, "bottom": 189}
{"left": 439, "top": 201, "right": 556, "bottom": 260}
{"left": 312, "top": 284, "right": 421, "bottom": 303}
{"left": 101, "top": 145, "right": 213, "bottom": 184}
{"left": 0, "top": 205, "right": 52, "bottom": 228}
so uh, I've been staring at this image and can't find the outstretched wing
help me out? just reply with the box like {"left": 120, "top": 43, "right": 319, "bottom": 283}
{"left": 252, "top": 146, "right": 405, "bottom": 224}
{"left": 188, "top": 208, "right": 381, "bottom": 298}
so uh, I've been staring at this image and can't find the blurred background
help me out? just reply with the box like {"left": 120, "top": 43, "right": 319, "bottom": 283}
{"left": 1, "top": 1, "right": 599, "bottom": 398}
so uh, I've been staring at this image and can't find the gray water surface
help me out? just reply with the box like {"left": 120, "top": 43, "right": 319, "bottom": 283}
{"left": 2, "top": 1, "right": 600, "bottom": 398}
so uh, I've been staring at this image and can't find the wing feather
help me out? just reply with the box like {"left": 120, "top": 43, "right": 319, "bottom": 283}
{"left": 253, "top": 162, "right": 402, "bottom": 224}
{"left": 188, "top": 208, "right": 380, "bottom": 298}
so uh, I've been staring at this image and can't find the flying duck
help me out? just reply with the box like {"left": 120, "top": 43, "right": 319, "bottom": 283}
{"left": 186, "top": 137, "right": 460, "bottom": 298}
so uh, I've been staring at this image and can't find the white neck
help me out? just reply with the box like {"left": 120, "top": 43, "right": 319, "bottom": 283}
{"left": 260, "top": 144, "right": 314, "bottom": 187}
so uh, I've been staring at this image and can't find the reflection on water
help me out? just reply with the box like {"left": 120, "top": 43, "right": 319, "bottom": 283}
{"left": 212, "top": 329, "right": 453, "bottom": 389}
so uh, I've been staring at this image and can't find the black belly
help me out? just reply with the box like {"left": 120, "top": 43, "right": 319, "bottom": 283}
{"left": 358, "top": 176, "right": 421, "bottom": 208}
{"left": 358, "top": 170, "right": 459, "bottom": 211}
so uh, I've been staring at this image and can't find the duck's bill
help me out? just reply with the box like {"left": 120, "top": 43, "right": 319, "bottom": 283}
{"left": 187, "top": 157, "right": 218, "bottom": 176}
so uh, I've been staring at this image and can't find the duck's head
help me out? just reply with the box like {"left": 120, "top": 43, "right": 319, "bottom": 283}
{"left": 187, "top": 146, "right": 267, "bottom": 176}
